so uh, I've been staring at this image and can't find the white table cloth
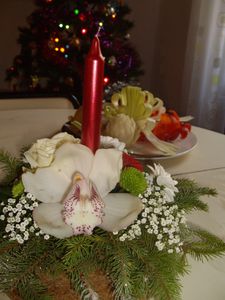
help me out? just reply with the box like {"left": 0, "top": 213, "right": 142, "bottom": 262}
{"left": 0, "top": 108, "right": 225, "bottom": 300}
{"left": 149, "top": 127, "right": 225, "bottom": 300}
{"left": 0, "top": 108, "right": 74, "bottom": 156}
{"left": 179, "top": 168, "right": 225, "bottom": 300}
{"left": 156, "top": 126, "right": 225, "bottom": 176}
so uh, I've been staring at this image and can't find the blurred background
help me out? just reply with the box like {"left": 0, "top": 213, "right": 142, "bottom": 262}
{"left": 0, "top": 0, "right": 224, "bottom": 133}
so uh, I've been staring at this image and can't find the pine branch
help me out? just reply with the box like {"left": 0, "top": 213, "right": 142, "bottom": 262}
{"left": 118, "top": 231, "right": 188, "bottom": 300}
{"left": 16, "top": 274, "right": 51, "bottom": 300}
{"left": 141, "top": 251, "right": 187, "bottom": 300}
{"left": 135, "top": 244, "right": 185, "bottom": 299}
{"left": 60, "top": 235, "right": 103, "bottom": 298}
{"left": 125, "top": 239, "right": 155, "bottom": 299}
{"left": 182, "top": 227, "right": 225, "bottom": 261}
{"left": 0, "top": 150, "right": 22, "bottom": 184}
{"left": 0, "top": 237, "right": 57, "bottom": 294}
{"left": 60, "top": 230, "right": 188, "bottom": 300}
{"left": 66, "top": 256, "right": 101, "bottom": 299}
{"left": 68, "top": 270, "right": 85, "bottom": 297}
{"left": 68, "top": 268, "right": 100, "bottom": 300}
{"left": 0, "top": 239, "right": 18, "bottom": 255}
{"left": 112, "top": 240, "right": 186, "bottom": 300}
{"left": 60, "top": 235, "right": 96, "bottom": 267}
{"left": 175, "top": 178, "right": 217, "bottom": 213}
{"left": 105, "top": 242, "right": 134, "bottom": 299}
{"left": 59, "top": 228, "right": 111, "bottom": 268}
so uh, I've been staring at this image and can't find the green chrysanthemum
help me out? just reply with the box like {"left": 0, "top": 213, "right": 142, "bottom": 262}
{"left": 120, "top": 167, "right": 147, "bottom": 196}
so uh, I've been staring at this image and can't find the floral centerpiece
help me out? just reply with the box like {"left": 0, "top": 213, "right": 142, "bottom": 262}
{"left": 1, "top": 29, "right": 223, "bottom": 299}
{"left": 0, "top": 132, "right": 225, "bottom": 300}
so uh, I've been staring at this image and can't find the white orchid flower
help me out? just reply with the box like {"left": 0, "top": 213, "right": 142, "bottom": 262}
{"left": 22, "top": 141, "right": 143, "bottom": 239}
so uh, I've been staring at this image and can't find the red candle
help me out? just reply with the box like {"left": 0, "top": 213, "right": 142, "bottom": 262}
{"left": 81, "top": 35, "right": 105, "bottom": 153}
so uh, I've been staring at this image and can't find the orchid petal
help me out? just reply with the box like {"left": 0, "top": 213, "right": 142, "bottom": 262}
{"left": 22, "top": 167, "right": 71, "bottom": 203}
{"left": 100, "top": 193, "right": 143, "bottom": 232}
{"left": 22, "top": 143, "right": 94, "bottom": 203}
{"left": 89, "top": 149, "right": 122, "bottom": 198}
{"left": 33, "top": 203, "right": 73, "bottom": 239}
{"left": 51, "top": 143, "right": 94, "bottom": 179}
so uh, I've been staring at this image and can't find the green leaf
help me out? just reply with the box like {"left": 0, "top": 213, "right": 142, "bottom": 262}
{"left": 12, "top": 180, "right": 24, "bottom": 198}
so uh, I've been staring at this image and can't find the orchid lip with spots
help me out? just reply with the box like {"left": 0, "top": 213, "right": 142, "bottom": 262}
{"left": 63, "top": 173, "right": 104, "bottom": 235}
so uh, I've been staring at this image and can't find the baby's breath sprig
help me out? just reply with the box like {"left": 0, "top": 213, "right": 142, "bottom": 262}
{"left": 115, "top": 165, "right": 187, "bottom": 253}
{"left": 0, "top": 193, "right": 49, "bottom": 244}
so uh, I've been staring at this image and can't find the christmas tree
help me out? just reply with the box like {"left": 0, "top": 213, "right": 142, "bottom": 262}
{"left": 5, "top": 0, "right": 142, "bottom": 101}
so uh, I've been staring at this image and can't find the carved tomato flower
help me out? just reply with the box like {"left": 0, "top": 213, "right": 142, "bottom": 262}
{"left": 22, "top": 139, "right": 143, "bottom": 239}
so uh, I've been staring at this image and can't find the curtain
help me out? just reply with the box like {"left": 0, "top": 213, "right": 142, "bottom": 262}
{"left": 181, "top": 0, "right": 225, "bottom": 133}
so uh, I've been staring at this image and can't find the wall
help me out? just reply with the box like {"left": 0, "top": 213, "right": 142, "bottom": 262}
{"left": 151, "top": 0, "right": 193, "bottom": 111}
{"left": 126, "top": 0, "right": 161, "bottom": 90}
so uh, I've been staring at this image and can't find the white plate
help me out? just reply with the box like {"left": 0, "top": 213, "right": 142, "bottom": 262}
{"left": 128, "top": 132, "right": 197, "bottom": 161}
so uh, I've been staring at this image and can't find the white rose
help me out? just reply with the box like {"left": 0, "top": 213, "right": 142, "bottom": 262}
{"left": 24, "top": 132, "right": 80, "bottom": 168}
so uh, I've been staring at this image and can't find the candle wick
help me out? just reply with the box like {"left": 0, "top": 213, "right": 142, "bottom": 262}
{"left": 96, "top": 26, "right": 102, "bottom": 37}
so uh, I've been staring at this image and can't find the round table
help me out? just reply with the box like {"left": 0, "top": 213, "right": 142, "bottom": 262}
{"left": 1, "top": 108, "right": 225, "bottom": 300}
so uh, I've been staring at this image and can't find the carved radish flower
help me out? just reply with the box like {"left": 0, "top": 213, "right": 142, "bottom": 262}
{"left": 22, "top": 134, "right": 143, "bottom": 239}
